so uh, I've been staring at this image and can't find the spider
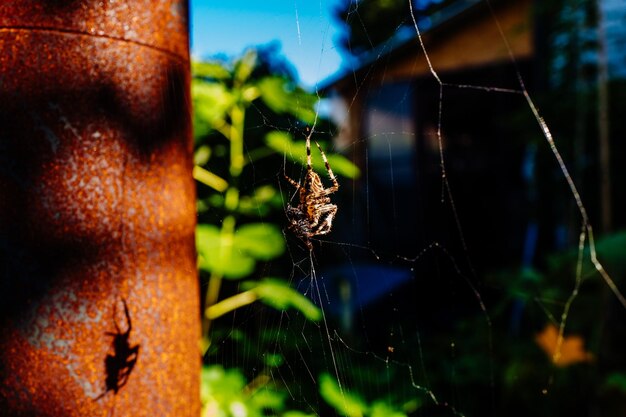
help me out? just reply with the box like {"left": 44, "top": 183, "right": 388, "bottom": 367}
{"left": 95, "top": 298, "right": 139, "bottom": 401}
{"left": 285, "top": 132, "right": 339, "bottom": 249}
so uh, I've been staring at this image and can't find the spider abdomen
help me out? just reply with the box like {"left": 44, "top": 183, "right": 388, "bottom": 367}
{"left": 284, "top": 135, "right": 340, "bottom": 250}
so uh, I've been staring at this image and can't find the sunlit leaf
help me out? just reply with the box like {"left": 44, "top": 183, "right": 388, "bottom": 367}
{"left": 369, "top": 401, "right": 408, "bottom": 417}
{"left": 205, "top": 290, "right": 258, "bottom": 319}
{"left": 326, "top": 154, "right": 361, "bottom": 179}
{"left": 319, "top": 373, "right": 367, "bottom": 417}
{"left": 197, "top": 223, "right": 286, "bottom": 279}
{"left": 192, "top": 61, "right": 231, "bottom": 80}
{"left": 241, "top": 85, "right": 261, "bottom": 103}
{"left": 234, "top": 223, "right": 285, "bottom": 261}
{"left": 194, "top": 145, "right": 211, "bottom": 166}
{"left": 201, "top": 366, "right": 260, "bottom": 417}
{"left": 265, "top": 131, "right": 361, "bottom": 179}
{"left": 253, "top": 185, "right": 279, "bottom": 202}
{"left": 283, "top": 412, "right": 317, "bottom": 417}
{"left": 237, "top": 185, "right": 280, "bottom": 215}
{"left": 250, "top": 387, "right": 286, "bottom": 410}
{"left": 193, "top": 166, "right": 228, "bottom": 192}
{"left": 265, "top": 130, "right": 294, "bottom": 153}
{"left": 201, "top": 364, "right": 292, "bottom": 417}
{"left": 239, "top": 185, "right": 282, "bottom": 216}
{"left": 258, "top": 77, "right": 317, "bottom": 124}
{"left": 288, "top": 88, "right": 317, "bottom": 124}
{"left": 258, "top": 76, "right": 291, "bottom": 113}
{"left": 192, "top": 80, "right": 232, "bottom": 141}
{"left": 196, "top": 224, "right": 255, "bottom": 279}
{"left": 242, "top": 278, "right": 322, "bottom": 321}
{"left": 234, "top": 49, "right": 257, "bottom": 84}
{"left": 201, "top": 365, "right": 246, "bottom": 404}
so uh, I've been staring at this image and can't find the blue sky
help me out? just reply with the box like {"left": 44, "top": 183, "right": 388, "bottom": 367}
{"left": 190, "top": 0, "right": 345, "bottom": 89}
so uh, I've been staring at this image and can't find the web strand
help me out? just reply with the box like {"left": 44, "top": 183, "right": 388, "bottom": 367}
{"left": 479, "top": 0, "right": 626, "bottom": 371}
{"left": 442, "top": 0, "right": 626, "bottom": 394}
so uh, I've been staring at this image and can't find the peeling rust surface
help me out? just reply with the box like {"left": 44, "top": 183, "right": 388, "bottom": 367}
{"left": 0, "top": 1, "right": 199, "bottom": 416}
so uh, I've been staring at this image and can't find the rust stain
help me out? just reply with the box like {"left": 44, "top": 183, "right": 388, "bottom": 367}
{"left": 0, "top": 1, "right": 199, "bottom": 416}
{"left": 0, "top": 0, "right": 189, "bottom": 58}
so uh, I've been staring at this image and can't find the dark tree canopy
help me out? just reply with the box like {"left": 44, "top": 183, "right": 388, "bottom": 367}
{"left": 333, "top": 0, "right": 412, "bottom": 56}
{"left": 333, "top": 0, "right": 456, "bottom": 57}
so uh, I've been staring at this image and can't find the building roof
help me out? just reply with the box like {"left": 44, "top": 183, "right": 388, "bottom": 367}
{"left": 319, "top": 0, "right": 531, "bottom": 92}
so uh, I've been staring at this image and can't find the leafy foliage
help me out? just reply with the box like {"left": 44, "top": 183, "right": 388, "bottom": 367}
{"left": 319, "top": 373, "right": 411, "bottom": 417}
{"left": 265, "top": 131, "right": 361, "bottom": 179}
{"left": 196, "top": 223, "right": 284, "bottom": 279}
{"left": 483, "top": 231, "right": 626, "bottom": 415}
{"left": 241, "top": 279, "right": 322, "bottom": 322}
{"left": 201, "top": 365, "right": 306, "bottom": 417}
{"left": 193, "top": 46, "right": 366, "bottom": 417}
{"left": 192, "top": 3, "right": 626, "bottom": 414}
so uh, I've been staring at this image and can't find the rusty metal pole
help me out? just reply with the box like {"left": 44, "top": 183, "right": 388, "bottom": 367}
{"left": 0, "top": 1, "right": 199, "bottom": 416}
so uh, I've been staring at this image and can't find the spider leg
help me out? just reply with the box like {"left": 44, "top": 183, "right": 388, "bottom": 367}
{"left": 284, "top": 174, "right": 301, "bottom": 190}
{"left": 314, "top": 141, "right": 339, "bottom": 195}
{"left": 285, "top": 174, "right": 308, "bottom": 207}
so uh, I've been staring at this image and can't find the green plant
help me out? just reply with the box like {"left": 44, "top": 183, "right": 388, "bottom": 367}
{"left": 192, "top": 47, "right": 361, "bottom": 416}
{"left": 193, "top": 48, "right": 359, "bottom": 345}
{"left": 201, "top": 365, "right": 316, "bottom": 417}
{"left": 319, "top": 373, "right": 413, "bottom": 417}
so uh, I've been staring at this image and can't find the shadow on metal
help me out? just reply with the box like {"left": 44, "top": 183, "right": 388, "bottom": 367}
{"left": 0, "top": 1, "right": 199, "bottom": 415}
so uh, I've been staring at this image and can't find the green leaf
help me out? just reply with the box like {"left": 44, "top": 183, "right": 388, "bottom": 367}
{"left": 193, "top": 166, "right": 229, "bottom": 192}
{"left": 201, "top": 365, "right": 246, "bottom": 404}
{"left": 258, "top": 77, "right": 317, "bottom": 124}
{"left": 193, "top": 145, "right": 211, "bottom": 166}
{"left": 265, "top": 131, "right": 361, "bottom": 179}
{"left": 283, "top": 412, "right": 317, "bottom": 417}
{"left": 258, "top": 76, "right": 291, "bottom": 113}
{"left": 234, "top": 49, "right": 257, "bottom": 84}
{"left": 265, "top": 130, "right": 294, "bottom": 153}
{"left": 264, "top": 353, "right": 284, "bottom": 368}
{"left": 234, "top": 223, "right": 285, "bottom": 261}
{"left": 238, "top": 185, "right": 282, "bottom": 216}
{"left": 319, "top": 373, "right": 367, "bottom": 417}
{"left": 196, "top": 224, "right": 255, "bottom": 279}
{"left": 326, "top": 153, "right": 361, "bottom": 179}
{"left": 369, "top": 401, "right": 408, "bottom": 417}
{"left": 192, "top": 80, "right": 233, "bottom": 141}
{"left": 192, "top": 61, "right": 231, "bottom": 80}
{"left": 242, "top": 278, "right": 322, "bottom": 321}
{"left": 201, "top": 365, "right": 292, "bottom": 417}
{"left": 288, "top": 88, "right": 318, "bottom": 124}
{"left": 250, "top": 387, "right": 286, "bottom": 410}
{"left": 197, "top": 223, "right": 285, "bottom": 279}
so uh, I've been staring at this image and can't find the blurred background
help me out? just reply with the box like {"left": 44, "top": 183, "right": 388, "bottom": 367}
{"left": 191, "top": 1, "right": 626, "bottom": 416}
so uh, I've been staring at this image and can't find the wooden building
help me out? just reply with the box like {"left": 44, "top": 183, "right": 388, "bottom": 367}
{"left": 321, "top": 0, "right": 534, "bottom": 270}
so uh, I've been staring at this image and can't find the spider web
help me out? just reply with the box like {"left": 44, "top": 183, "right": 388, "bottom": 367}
{"left": 199, "top": 1, "right": 626, "bottom": 416}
